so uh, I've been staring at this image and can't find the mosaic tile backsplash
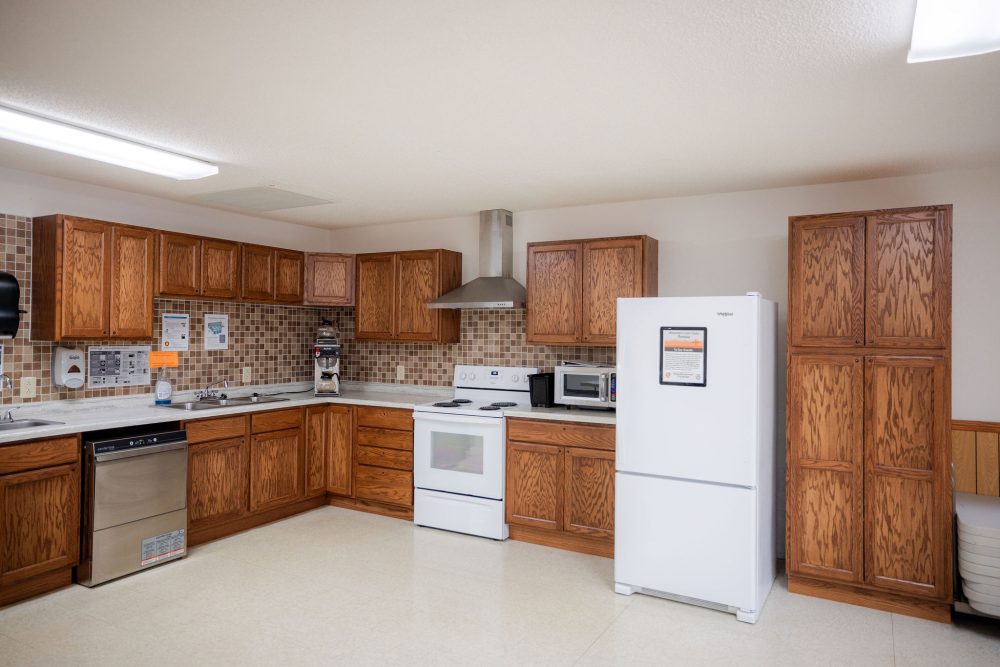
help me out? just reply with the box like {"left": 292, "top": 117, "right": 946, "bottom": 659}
{"left": 1, "top": 213, "right": 615, "bottom": 404}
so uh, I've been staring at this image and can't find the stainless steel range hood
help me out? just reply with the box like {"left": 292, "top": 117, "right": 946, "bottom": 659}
{"left": 428, "top": 209, "right": 526, "bottom": 309}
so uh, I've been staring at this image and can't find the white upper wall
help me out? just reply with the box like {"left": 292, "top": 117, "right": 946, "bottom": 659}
{"left": 331, "top": 166, "right": 1000, "bottom": 422}
{"left": 0, "top": 165, "right": 331, "bottom": 250}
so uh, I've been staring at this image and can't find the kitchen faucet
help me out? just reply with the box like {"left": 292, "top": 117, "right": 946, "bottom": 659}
{"left": 1, "top": 374, "right": 16, "bottom": 422}
{"left": 196, "top": 378, "right": 229, "bottom": 401}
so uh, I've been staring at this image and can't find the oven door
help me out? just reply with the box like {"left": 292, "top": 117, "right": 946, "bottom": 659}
{"left": 413, "top": 412, "right": 505, "bottom": 500}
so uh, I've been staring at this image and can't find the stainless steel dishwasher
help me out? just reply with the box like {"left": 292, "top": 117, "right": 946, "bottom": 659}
{"left": 78, "top": 426, "right": 188, "bottom": 586}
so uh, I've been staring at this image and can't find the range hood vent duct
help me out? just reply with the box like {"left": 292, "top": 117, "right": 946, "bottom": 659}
{"left": 428, "top": 209, "right": 526, "bottom": 309}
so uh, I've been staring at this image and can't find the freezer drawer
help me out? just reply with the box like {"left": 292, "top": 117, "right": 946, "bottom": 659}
{"left": 614, "top": 472, "right": 757, "bottom": 612}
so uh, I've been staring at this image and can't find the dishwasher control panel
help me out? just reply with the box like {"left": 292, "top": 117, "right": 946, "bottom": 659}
{"left": 91, "top": 430, "right": 187, "bottom": 454}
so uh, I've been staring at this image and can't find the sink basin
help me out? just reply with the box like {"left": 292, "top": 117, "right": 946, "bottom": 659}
{"left": 0, "top": 419, "right": 65, "bottom": 431}
{"left": 161, "top": 396, "right": 290, "bottom": 411}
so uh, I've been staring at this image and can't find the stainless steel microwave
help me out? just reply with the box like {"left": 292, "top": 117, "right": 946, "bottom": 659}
{"left": 554, "top": 364, "right": 616, "bottom": 409}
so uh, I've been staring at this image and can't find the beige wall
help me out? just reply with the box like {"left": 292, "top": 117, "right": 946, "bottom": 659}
{"left": 0, "top": 165, "right": 330, "bottom": 250}
{"left": 331, "top": 166, "right": 1000, "bottom": 424}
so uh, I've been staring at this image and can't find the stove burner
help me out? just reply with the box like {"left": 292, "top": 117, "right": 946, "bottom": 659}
{"left": 433, "top": 402, "right": 461, "bottom": 408}
{"left": 490, "top": 401, "right": 517, "bottom": 408}
{"left": 478, "top": 405, "right": 502, "bottom": 411}
{"left": 451, "top": 399, "right": 472, "bottom": 404}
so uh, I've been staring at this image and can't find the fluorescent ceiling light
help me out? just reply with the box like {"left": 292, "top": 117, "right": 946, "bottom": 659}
{"left": 0, "top": 106, "right": 219, "bottom": 180}
{"left": 909, "top": 0, "right": 1000, "bottom": 63}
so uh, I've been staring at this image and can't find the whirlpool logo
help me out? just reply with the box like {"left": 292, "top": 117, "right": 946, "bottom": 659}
{"left": 716, "top": 311, "right": 734, "bottom": 318}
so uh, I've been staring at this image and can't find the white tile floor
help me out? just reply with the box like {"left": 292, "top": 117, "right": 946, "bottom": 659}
{"left": 1, "top": 506, "right": 998, "bottom": 666}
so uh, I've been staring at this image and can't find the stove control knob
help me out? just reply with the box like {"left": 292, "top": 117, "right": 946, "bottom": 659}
{"left": 459, "top": 372, "right": 467, "bottom": 381}
{"left": 523, "top": 376, "right": 529, "bottom": 383}
{"left": 511, "top": 374, "right": 519, "bottom": 383}
{"left": 469, "top": 372, "right": 476, "bottom": 381}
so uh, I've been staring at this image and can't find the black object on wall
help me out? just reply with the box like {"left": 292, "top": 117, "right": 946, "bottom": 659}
{"left": 0, "top": 272, "right": 21, "bottom": 339}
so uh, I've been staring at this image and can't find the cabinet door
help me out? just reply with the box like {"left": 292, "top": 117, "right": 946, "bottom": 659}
{"left": 202, "top": 239, "right": 240, "bottom": 299}
{"left": 564, "top": 447, "right": 615, "bottom": 539}
{"left": 304, "top": 407, "right": 329, "bottom": 497}
{"left": 506, "top": 442, "right": 563, "bottom": 530}
{"left": 0, "top": 463, "right": 79, "bottom": 585}
{"left": 866, "top": 209, "right": 950, "bottom": 348}
{"left": 242, "top": 245, "right": 276, "bottom": 302}
{"left": 305, "top": 253, "right": 354, "bottom": 306}
{"left": 581, "top": 238, "right": 644, "bottom": 346}
{"left": 864, "top": 355, "right": 948, "bottom": 599}
{"left": 157, "top": 232, "right": 201, "bottom": 297}
{"left": 188, "top": 437, "right": 247, "bottom": 530}
{"left": 527, "top": 243, "right": 582, "bottom": 344}
{"left": 274, "top": 250, "right": 305, "bottom": 304}
{"left": 786, "top": 354, "right": 864, "bottom": 583}
{"left": 249, "top": 428, "right": 303, "bottom": 513}
{"left": 61, "top": 217, "right": 111, "bottom": 338}
{"left": 110, "top": 225, "right": 155, "bottom": 338}
{"left": 789, "top": 216, "right": 866, "bottom": 347}
{"left": 396, "top": 251, "right": 438, "bottom": 341}
{"left": 326, "top": 405, "right": 353, "bottom": 496}
{"left": 356, "top": 253, "right": 396, "bottom": 339}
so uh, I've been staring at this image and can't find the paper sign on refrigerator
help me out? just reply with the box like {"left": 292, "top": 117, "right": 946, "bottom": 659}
{"left": 659, "top": 327, "right": 707, "bottom": 386}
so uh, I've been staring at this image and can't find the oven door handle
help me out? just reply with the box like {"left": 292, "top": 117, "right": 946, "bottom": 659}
{"left": 412, "top": 412, "right": 499, "bottom": 426}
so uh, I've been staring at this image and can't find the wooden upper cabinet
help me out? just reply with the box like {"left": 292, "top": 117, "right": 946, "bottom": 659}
{"left": 864, "top": 355, "right": 948, "bottom": 598}
{"left": 527, "top": 242, "right": 582, "bottom": 344}
{"left": 202, "top": 239, "right": 240, "bottom": 299}
{"left": 527, "top": 236, "right": 657, "bottom": 346}
{"left": 396, "top": 251, "right": 439, "bottom": 341}
{"left": 305, "top": 253, "right": 355, "bottom": 306}
{"left": 274, "top": 250, "right": 305, "bottom": 304}
{"left": 355, "top": 249, "right": 461, "bottom": 342}
{"left": 242, "top": 244, "right": 276, "bottom": 302}
{"left": 158, "top": 232, "right": 201, "bottom": 297}
{"left": 60, "top": 217, "right": 112, "bottom": 339}
{"left": 866, "top": 208, "right": 951, "bottom": 349}
{"left": 110, "top": 225, "right": 155, "bottom": 339}
{"left": 787, "top": 353, "right": 864, "bottom": 583}
{"left": 356, "top": 253, "right": 396, "bottom": 339}
{"left": 0, "top": 463, "right": 80, "bottom": 586}
{"left": 789, "top": 216, "right": 865, "bottom": 347}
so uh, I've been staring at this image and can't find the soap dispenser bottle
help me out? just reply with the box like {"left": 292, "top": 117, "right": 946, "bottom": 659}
{"left": 154, "top": 365, "right": 173, "bottom": 405}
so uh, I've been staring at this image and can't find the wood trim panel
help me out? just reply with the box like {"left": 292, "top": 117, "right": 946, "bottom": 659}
{"left": 0, "top": 437, "right": 79, "bottom": 475}
{"left": 0, "top": 566, "right": 73, "bottom": 608}
{"left": 975, "top": 432, "right": 1000, "bottom": 497}
{"left": 788, "top": 574, "right": 951, "bottom": 623}
{"left": 188, "top": 496, "right": 325, "bottom": 548}
{"left": 184, "top": 415, "right": 248, "bottom": 444}
{"left": 507, "top": 418, "right": 615, "bottom": 451}
{"left": 327, "top": 495, "right": 413, "bottom": 521}
{"left": 508, "top": 525, "right": 613, "bottom": 559}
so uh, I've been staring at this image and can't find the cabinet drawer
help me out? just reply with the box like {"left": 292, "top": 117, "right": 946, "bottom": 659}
{"left": 185, "top": 415, "right": 248, "bottom": 444}
{"left": 356, "top": 426, "right": 412, "bottom": 451}
{"left": 252, "top": 408, "right": 303, "bottom": 434}
{"left": 356, "top": 445, "right": 412, "bottom": 471}
{"left": 356, "top": 406, "right": 413, "bottom": 432}
{"left": 355, "top": 465, "right": 412, "bottom": 507}
{"left": 507, "top": 418, "right": 615, "bottom": 451}
{"left": 0, "top": 437, "right": 79, "bottom": 475}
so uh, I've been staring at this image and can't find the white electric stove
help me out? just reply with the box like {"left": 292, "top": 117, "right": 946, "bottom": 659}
{"left": 412, "top": 364, "right": 538, "bottom": 539}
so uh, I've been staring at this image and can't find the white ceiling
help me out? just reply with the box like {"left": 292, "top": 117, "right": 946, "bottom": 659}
{"left": 0, "top": 1, "right": 998, "bottom": 229}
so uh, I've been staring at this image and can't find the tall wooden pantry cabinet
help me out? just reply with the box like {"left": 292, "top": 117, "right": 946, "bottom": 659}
{"left": 786, "top": 205, "right": 953, "bottom": 622}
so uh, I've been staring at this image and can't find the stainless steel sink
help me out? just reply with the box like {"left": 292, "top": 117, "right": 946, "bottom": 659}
{"left": 161, "top": 396, "right": 290, "bottom": 411}
{"left": 0, "top": 419, "right": 65, "bottom": 431}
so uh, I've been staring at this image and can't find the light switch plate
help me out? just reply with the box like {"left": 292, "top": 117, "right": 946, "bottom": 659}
{"left": 396, "top": 365, "right": 405, "bottom": 381}
{"left": 20, "top": 376, "right": 36, "bottom": 399}
{"left": 242, "top": 366, "right": 252, "bottom": 383}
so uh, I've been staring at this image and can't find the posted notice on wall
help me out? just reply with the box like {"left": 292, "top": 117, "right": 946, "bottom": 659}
{"left": 659, "top": 327, "right": 707, "bottom": 387}
{"left": 204, "top": 313, "right": 230, "bottom": 350}
{"left": 161, "top": 313, "right": 190, "bottom": 351}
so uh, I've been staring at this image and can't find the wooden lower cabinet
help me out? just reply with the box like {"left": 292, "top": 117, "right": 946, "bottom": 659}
{"left": 188, "top": 437, "right": 248, "bottom": 530}
{"left": 249, "top": 428, "right": 304, "bottom": 513}
{"left": 506, "top": 418, "right": 615, "bottom": 557}
{"left": 0, "top": 436, "right": 81, "bottom": 606}
{"left": 306, "top": 404, "right": 353, "bottom": 497}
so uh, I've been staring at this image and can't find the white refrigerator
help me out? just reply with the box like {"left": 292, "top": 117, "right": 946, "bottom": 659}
{"left": 614, "top": 294, "right": 776, "bottom": 624}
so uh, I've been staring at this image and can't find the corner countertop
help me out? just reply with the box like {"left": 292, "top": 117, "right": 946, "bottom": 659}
{"left": 0, "top": 382, "right": 614, "bottom": 445}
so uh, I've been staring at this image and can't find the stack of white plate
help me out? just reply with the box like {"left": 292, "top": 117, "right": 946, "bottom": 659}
{"left": 956, "top": 492, "right": 1000, "bottom": 617}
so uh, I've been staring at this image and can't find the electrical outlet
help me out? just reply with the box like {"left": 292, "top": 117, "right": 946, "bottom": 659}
{"left": 396, "top": 365, "right": 405, "bottom": 381}
{"left": 242, "top": 366, "right": 252, "bottom": 383}
{"left": 20, "top": 376, "right": 36, "bottom": 399}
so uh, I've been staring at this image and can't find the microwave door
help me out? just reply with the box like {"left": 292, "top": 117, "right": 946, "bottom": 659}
{"left": 564, "top": 374, "right": 601, "bottom": 399}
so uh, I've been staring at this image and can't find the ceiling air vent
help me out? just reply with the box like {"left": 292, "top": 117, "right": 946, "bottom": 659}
{"left": 189, "top": 186, "right": 332, "bottom": 212}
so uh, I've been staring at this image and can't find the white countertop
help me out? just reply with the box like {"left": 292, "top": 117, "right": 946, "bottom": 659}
{"left": 0, "top": 382, "right": 613, "bottom": 444}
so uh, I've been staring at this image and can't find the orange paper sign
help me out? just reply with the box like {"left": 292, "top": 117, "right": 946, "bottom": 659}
{"left": 149, "top": 351, "right": 179, "bottom": 368}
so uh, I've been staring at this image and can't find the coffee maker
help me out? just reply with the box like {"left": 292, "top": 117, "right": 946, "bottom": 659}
{"left": 313, "top": 320, "right": 341, "bottom": 396}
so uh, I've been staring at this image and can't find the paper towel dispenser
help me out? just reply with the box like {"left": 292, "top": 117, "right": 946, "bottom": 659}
{"left": 0, "top": 272, "right": 20, "bottom": 339}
